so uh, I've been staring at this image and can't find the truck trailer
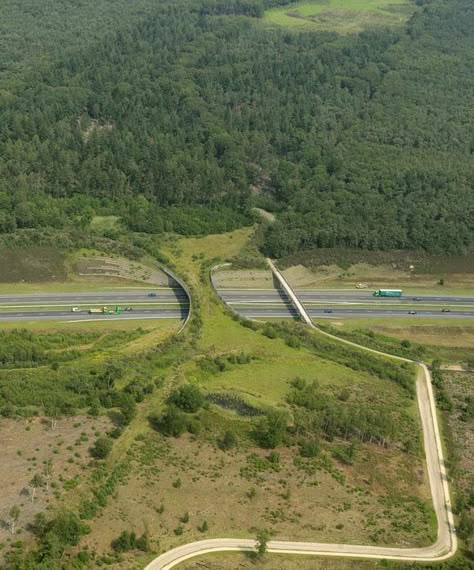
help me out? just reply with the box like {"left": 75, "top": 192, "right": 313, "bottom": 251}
{"left": 88, "top": 306, "right": 123, "bottom": 315}
{"left": 373, "top": 289, "right": 403, "bottom": 297}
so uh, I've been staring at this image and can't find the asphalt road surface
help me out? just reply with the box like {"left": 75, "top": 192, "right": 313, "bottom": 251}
{"left": 0, "top": 289, "right": 189, "bottom": 322}
{"left": 217, "top": 288, "right": 474, "bottom": 319}
{"left": 0, "top": 308, "right": 187, "bottom": 322}
{"left": 236, "top": 307, "right": 474, "bottom": 319}
{"left": 0, "top": 290, "right": 188, "bottom": 305}
{"left": 220, "top": 289, "right": 474, "bottom": 304}
{"left": 3, "top": 288, "right": 471, "bottom": 322}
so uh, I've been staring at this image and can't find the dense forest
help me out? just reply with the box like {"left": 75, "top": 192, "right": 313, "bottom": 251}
{"left": 0, "top": 0, "right": 473, "bottom": 252}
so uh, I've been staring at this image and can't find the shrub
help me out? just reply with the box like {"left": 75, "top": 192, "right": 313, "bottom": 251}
{"left": 111, "top": 530, "right": 150, "bottom": 553}
{"left": 218, "top": 430, "right": 237, "bottom": 450}
{"left": 168, "top": 385, "right": 204, "bottom": 413}
{"left": 268, "top": 451, "right": 280, "bottom": 464}
{"left": 187, "top": 418, "right": 202, "bottom": 435}
{"left": 45, "top": 511, "right": 89, "bottom": 547}
{"left": 291, "top": 377, "right": 306, "bottom": 390}
{"left": 262, "top": 326, "right": 277, "bottom": 339}
{"left": 256, "top": 529, "right": 271, "bottom": 557}
{"left": 149, "top": 406, "right": 187, "bottom": 437}
{"left": 90, "top": 437, "right": 113, "bottom": 459}
{"left": 109, "top": 427, "right": 123, "bottom": 439}
{"left": 119, "top": 394, "right": 137, "bottom": 424}
{"left": 285, "top": 335, "right": 301, "bottom": 348}
{"left": 255, "top": 410, "right": 287, "bottom": 449}
{"left": 135, "top": 531, "right": 150, "bottom": 552}
{"left": 299, "top": 439, "right": 320, "bottom": 458}
{"left": 332, "top": 442, "right": 357, "bottom": 465}
{"left": 112, "top": 530, "right": 136, "bottom": 552}
{"left": 337, "top": 388, "right": 350, "bottom": 401}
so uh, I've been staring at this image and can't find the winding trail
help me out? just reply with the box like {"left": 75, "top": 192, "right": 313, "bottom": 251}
{"left": 145, "top": 260, "right": 457, "bottom": 569}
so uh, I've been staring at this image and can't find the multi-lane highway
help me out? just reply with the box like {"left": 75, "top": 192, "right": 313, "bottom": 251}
{"left": 220, "top": 289, "right": 474, "bottom": 304}
{"left": 0, "top": 289, "right": 189, "bottom": 322}
{"left": 217, "top": 288, "right": 474, "bottom": 319}
{"left": 0, "top": 290, "right": 188, "bottom": 305}
{"left": 2, "top": 286, "right": 473, "bottom": 323}
{"left": 0, "top": 308, "right": 187, "bottom": 322}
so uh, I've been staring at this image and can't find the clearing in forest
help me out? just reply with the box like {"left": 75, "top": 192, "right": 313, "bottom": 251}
{"left": 263, "top": 0, "right": 415, "bottom": 33}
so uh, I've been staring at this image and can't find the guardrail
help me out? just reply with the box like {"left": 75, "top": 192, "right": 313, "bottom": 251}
{"left": 209, "top": 262, "right": 240, "bottom": 315}
{"left": 156, "top": 261, "right": 192, "bottom": 334}
{"left": 266, "top": 257, "right": 313, "bottom": 327}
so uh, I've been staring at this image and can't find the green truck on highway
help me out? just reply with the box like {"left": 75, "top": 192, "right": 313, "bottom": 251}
{"left": 373, "top": 289, "right": 403, "bottom": 297}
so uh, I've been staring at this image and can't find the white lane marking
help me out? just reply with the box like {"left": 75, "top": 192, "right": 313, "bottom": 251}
{"left": 0, "top": 302, "right": 189, "bottom": 309}
{"left": 216, "top": 288, "right": 276, "bottom": 291}
{"left": 107, "top": 287, "right": 178, "bottom": 290}
{"left": 66, "top": 316, "right": 183, "bottom": 323}
{"left": 237, "top": 300, "right": 291, "bottom": 305}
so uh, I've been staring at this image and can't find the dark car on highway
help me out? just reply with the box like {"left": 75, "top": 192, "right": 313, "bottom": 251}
{"left": 441, "top": 308, "right": 451, "bottom": 312}
{"left": 324, "top": 309, "right": 333, "bottom": 313}
{"left": 408, "top": 310, "right": 417, "bottom": 315}
{"left": 148, "top": 292, "right": 157, "bottom": 297}
{"left": 412, "top": 297, "right": 422, "bottom": 301}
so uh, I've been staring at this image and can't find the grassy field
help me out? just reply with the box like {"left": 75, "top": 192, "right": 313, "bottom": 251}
{"left": 89, "top": 215, "right": 120, "bottom": 232}
{"left": 263, "top": 0, "right": 414, "bottom": 33}
{"left": 0, "top": 317, "right": 179, "bottom": 333}
{"left": 0, "top": 282, "right": 162, "bottom": 294}
{"left": 213, "top": 268, "right": 274, "bottom": 289}
{"left": 0, "top": 310, "right": 181, "bottom": 562}
{"left": 187, "top": 322, "right": 386, "bottom": 405}
{"left": 334, "top": 317, "right": 474, "bottom": 347}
